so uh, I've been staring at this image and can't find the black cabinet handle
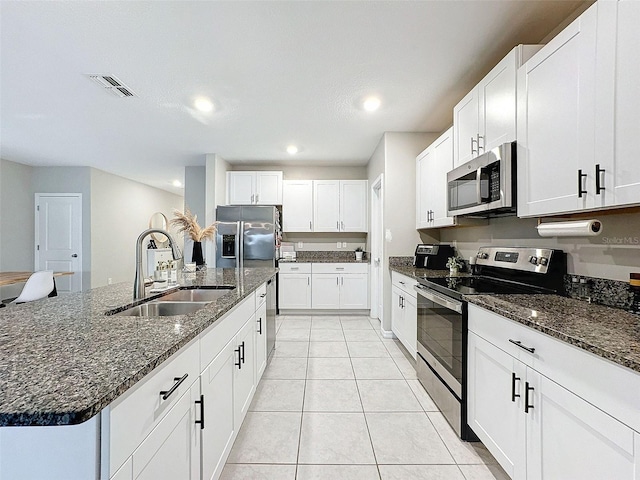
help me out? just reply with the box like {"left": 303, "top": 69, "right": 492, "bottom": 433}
{"left": 509, "top": 339, "right": 535, "bottom": 354}
{"left": 511, "top": 372, "right": 521, "bottom": 402}
{"left": 595, "top": 164, "right": 605, "bottom": 194}
{"left": 257, "top": 317, "right": 262, "bottom": 335}
{"left": 235, "top": 347, "right": 242, "bottom": 369}
{"left": 195, "top": 394, "right": 205, "bottom": 430}
{"left": 577, "top": 169, "right": 587, "bottom": 198}
{"left": 524, "top": 382, "right": 535, "bottom": 413}
{"left": 240, "top": 341, "right": 246, "bottom": 364}
{"left": 159, "top": 373, "right": 188, "bottom": 401}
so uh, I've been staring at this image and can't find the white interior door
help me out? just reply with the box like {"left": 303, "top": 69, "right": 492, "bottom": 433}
{"left": 35, "top": 193, "right": 82, "bottom": 293}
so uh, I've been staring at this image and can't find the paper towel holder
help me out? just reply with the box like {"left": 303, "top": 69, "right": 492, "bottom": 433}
{"left": 536, "top": 219, "right": 603, "bottom": 237}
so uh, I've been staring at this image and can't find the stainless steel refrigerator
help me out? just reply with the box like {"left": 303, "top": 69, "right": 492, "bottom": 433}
{"left": 215, "top": 206, "right": 279, "bottom": 268}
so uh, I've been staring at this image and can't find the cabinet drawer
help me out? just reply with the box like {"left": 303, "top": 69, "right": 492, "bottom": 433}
{"left": 391, "top": 271, "right": 418, "bottom": 295}
{"left": 109, "top": 338, "right": 199, "bottom": 475}
{"left": 279, "top": 263, "right": 311, "bottom": 274}
{"left": 200, "top": 293, "right": 255, "bottom": 371}
{"left": 255, "top": 282, "right": 267, "bottom": 308}
{"left": 312, "top": 263, "right": 368, "bottom": 274}
{"left": 468, "top": 303, "right": 640, "bottom": 433}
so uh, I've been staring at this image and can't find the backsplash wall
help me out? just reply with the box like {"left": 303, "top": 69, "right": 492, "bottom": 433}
{"left": 433, "top": 209, "right": 640, "bottom": 283}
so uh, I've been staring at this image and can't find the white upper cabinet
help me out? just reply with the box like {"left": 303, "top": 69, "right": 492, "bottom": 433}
{"left": 517, "top": 5, "right": 599, "bottom": 217}
{"left": 518, "top": 1, "right": 640, "bottom": 217}
{"left": 416, "top": 127, "right": 456, "bottom": 230}
{"left": 227, "top": 171, "right": 283, "bottom": 205}
{"left": 282, "top": 180, "right": 313, "bottom": 232}
{"left": 340, "top": 180, "right": 368, "bottom": 232}
{"left": 598, "top": 0, "right": 640, "bottom": 209}
{"left": 313, "top": 180, "right": 341, "bottom": 232}
{"left": 313, "top": 180, "right": 368, "bottom": 233}
{"left": 454, "top": 44, "right": 542, "bottom": 168}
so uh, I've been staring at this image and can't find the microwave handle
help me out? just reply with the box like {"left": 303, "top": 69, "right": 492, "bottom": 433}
{"left": 476, "top": 167, "right": 484, "bottom": 204}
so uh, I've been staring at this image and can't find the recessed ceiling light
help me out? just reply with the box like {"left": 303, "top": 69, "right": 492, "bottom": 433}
{"left": 172, "top": 180, "right": 183, "bottom": 188}
{"left": 363, "top": 96, "right": 381, "bottom": 112}
{"left": 287, "top": 145, "right": 298, "bottom": 155}
{"left": 194, "top": 97, "right": 213, "bottom": 113}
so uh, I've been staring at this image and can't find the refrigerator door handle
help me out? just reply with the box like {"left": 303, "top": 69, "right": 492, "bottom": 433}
{"left": 238, "top": 221, "right": 244, "bottom": 269}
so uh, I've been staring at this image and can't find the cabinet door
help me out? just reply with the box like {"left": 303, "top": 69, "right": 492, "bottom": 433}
{"left": 278, "top": 274, "right": 311, "bottom": 309}
{"left": 255, "top": 301, "right": 268, "bottom": 381}
{"left": 340, "top": 273, "right": 369, "bottom": 309}
{"left": 311, "top": 274, "right": 341, "bottom": 309}
{"left": 313, "top": 180, "right": 340, "bottom": 232}
{"left": 453, "top": 89, "right": 479, "bottom": 167}
{"left": 255, "top": 171, "right": 282, "bottom": 205}
{"left": 517, "top": 5, "right": 598, "bottom": 217}
{"left": 340, "top": 180, "right": 368, "bottom": 232}
{"left": 234, "top": 316, "right": 256, "bottom": 427}
{"left": 416, "top": 149, "right": 431, "bottom": 229}
{"left": 227, "top": 172, "right": 256, "bottom": 205}
{"left": 201, "top": 340, "right": 235, "bottom": 480}
{"left": 430, "top": 128, "right": 456, "bottom": 227}
{"left": 526, "top": 369, "right": 637, "bottom": 480}
{"left": 282, "top": 180, "right": 313, "bottom": 232}
{"left": 391, "top": 286, "right": 405, "bottom": 346}
{"left": 467, "top": 332, "right": 526, "bottom": 480}
{"left": 401, "top": 292, "right": 417, "bottom": 360}
{"left": 132, "top": 382, "right": 200, "bottom": 480}
{"left": 603, "top": 0, "right": 640, "bottom": 208}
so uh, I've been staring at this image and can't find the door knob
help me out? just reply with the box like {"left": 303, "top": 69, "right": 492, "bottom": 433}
{"left": 71, "top": 254, "right": 78, "bottom": 258}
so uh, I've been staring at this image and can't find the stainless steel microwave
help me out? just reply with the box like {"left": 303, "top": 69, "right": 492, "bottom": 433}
{"left": 446, "top": 142, "right": 516, "bottom": 217}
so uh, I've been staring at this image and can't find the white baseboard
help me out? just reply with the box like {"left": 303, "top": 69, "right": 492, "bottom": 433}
{"left": 380, "top": 327, "right": 395, "bottom": 339}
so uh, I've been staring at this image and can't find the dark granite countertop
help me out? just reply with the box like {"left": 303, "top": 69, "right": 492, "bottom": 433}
{"left": 389, "top": 260, "right": 639, "bottom": 374}
{"left": 0, "top": 267, "right": 276, "bottom": 427}
{"left": 466, "top": 295, "right": 640, "bottom": 374}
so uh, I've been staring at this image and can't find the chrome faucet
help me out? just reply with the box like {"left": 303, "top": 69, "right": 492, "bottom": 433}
{"left": 134, "top": 228, "right": 183, "bottom": 300}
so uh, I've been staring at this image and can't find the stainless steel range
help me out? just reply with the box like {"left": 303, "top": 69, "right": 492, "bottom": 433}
{"left": 414, "top": 246, "right": 566, "bottom": 440}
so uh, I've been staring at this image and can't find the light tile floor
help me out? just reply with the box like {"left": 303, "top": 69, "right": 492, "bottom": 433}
{"left": 222, "top": 314, "right": 509, "bottom": 480}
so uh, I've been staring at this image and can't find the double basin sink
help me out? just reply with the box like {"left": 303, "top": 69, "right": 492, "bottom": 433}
{"left": 111, "top": 286, "right": 236, "bottom": 317}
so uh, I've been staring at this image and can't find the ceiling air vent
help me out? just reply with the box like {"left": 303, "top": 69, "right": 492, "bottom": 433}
{"left": 85, "top": 74, "right": 137, "bottom": 98}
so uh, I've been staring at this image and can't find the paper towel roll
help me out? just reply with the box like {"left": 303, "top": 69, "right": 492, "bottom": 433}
{"left": 536, "top": 219, "right": 602, "bottom": 237}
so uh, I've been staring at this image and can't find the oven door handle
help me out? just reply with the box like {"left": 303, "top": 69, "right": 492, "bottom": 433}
{"left": 414, "top": 285, "right": 463, "bottom": 314}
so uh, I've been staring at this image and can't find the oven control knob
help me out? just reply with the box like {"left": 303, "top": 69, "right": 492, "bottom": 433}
{"left": 539, "top": 257, "right": 549, "bottom": 266}
{"left": 528, "top": 255, "right": 538, "bottom": 265}
{"left": 478, "top": 252, "right": 489, "bottom": 260}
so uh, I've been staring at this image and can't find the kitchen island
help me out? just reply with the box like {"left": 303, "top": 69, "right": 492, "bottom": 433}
{"left": 0, "top": 267, "right": 276, "bottom": 480}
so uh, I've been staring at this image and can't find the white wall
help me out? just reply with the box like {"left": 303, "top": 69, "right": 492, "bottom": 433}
{"left": 204, "top": 154, "right": 230, "bottom": 264}
{"left": 367, "top": 132, "right": 439, "bottom": 332}
{"left": 90, "top": 168, "right": 183, "bottom": 288}
{"left": 184, "top": 166, "right": 206, "bottom": 263}
{"left": 0, "top": 159, "right": 35, "bottom": 300}
{"left": 439, "top": 210, "right": 640, "bottom": 282}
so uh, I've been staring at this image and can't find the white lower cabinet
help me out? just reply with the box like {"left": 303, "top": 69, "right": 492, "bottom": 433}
{"left": 468, "top": 304, "right": 640, "bottom": 480}
{"left": 255, "top": 300, "right": 268, "bottom": 381}
{"left": 107, "top": 281, "right": 271, "bottom": 480}
{"left": 279, "top": 263, "right": 369, "bottom": 311}
{"left": 390, "top": 272, "right": 417, "bottom": 359}
{"left": 200, "top": 339, "right": 235, "bottom": 480}
{"left": 278, "top": 263, "right": 312, "bottom": 310}
{"left": 131, "top": 381, "right": 201, "bottom": 480}
{"left": 311, "top": 264, "right": 369, "bottom": 310}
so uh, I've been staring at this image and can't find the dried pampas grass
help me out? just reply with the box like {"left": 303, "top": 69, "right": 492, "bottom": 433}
{"left": 171, "top": 208, "right": 217, "bottom": 242}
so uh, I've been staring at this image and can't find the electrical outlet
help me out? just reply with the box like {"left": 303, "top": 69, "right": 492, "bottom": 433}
{"left": 337, "top": 242, "right": 341, "bottom": 248}
{"left": 297, "top": 242, "right": 303, "bottom": 249}
{"left": 107, "top": 278, "right": 112, "bottom": 285}
{"left": 342, "top": 242, "right": 347, "bottom": 248}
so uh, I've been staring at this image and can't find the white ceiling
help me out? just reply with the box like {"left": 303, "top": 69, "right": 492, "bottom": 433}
{"left": 0, "top": 0, "right": 585, "bottom": 194}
